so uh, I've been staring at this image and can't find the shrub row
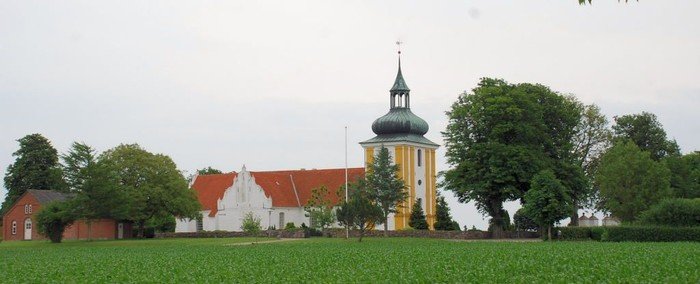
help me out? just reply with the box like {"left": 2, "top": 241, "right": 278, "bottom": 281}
{"left": 604, "top": 226, "right": 700, "bottom": 242}
{"left": 556, "top": 226, "right": 700, "bottom": 242}
{"left": 637, "top": 198, "right": 700, "bottom": 227}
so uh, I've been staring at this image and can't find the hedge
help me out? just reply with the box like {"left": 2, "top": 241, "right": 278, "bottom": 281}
{"left": 603, "top": 226, "right": 700, "bottom": 242}
{"left": 638, "top": 198, "right": 700, "bottom": 227}
{"left": 556, "top": 227, "right": 592, "bottom": 240}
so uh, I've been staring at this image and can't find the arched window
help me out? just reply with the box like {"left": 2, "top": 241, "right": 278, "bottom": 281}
{"left": 28, "top": 204, "right": 32, "bottom": 214}
{"left": 24, "top": 205, "right": 28, "bottom": 214}
{"left": 11, "top": 221, "right": 17, "bottom": 235}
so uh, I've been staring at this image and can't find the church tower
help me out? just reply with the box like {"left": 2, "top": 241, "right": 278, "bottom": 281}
{"left": 360, "top": 52, "right": 439, "bottom": 230}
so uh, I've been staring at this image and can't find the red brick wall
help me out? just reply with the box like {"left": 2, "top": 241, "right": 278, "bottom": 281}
{"left": 2, "top": 194, "right": 41, "bottom": 241}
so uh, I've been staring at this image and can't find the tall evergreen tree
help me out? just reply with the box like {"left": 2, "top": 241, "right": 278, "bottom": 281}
{"left": 61, "top": 142, "right": 97, "bottom": 192}
{"left": 366, "top": 146, "right": 408, "bottom": 236}
{"left": 434, "top": 193, "right": 458, "bottom": 231}
{"left": 2, "top": 134, "right": 65, "bottom": 216}
{"left": 408, "top": 198, "right": 429, "bottom": 230}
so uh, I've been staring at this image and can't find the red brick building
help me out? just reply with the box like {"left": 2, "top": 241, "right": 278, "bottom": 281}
{"left": 2, "top": 190, "right": 132, "bottom": 241}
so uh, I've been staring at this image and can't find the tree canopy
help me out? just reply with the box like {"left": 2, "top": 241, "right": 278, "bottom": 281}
{"left": 522, "top": 170, "right": 573, "bottom": 240}
{"left": 665, "top": 152, "right": 700, "bottom": 199}
{"left": 336, "top": 178, "right": 383, "bottom": 242}
{"left": 612, "top": 112, "right": 680, "bottom": 161}
{"left": 99, "top": 144, "right": 201, "bottom": 237}
{"left": 2, "top": 134, "right": 66, "bottom": 216}
{"left": 596, "top": 141, "right": 672, "bottom": 222}
{"left": 366, "top": 146, "right": 407, "bottom": 236}
{"left": 441, "top": 78, "right": 582, "bottom": 233}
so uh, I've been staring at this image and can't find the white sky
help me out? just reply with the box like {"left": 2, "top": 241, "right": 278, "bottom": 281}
{"left": 1, "top": 1, "right": 698, "bottom": 229}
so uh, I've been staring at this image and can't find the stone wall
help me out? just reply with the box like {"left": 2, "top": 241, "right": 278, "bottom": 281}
{"left": 325, "top": 229, "right": 539, "bottom": 239}
{"left": 157, "top": 229, "right": 539, "bottom": 240}
{"left": 156, "top": 229, "right": 307, "bottom": 239}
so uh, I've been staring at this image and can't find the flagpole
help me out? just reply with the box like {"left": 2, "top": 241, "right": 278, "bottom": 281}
{"left": 345, "top": 126, "right": 349, "bottom": 239}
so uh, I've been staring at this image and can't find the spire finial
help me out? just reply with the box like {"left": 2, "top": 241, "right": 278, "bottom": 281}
{"left": 390, "top": 41, "right": 409, "bottom": 94}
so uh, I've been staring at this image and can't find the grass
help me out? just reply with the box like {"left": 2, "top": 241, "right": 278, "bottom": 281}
{"left": 1, "top": 237, "right": 699, "bottom": 283}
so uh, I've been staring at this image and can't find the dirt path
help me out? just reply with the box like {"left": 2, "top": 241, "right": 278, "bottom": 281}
{"left": 224, "top": 238, "right": 307, "bottom": 246}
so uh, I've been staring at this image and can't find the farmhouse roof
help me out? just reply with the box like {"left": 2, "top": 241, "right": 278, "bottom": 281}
{"left": 27, "top": 189, "right": 73, "bottom": 204}
{"left": 191, "top": 168, "right": 365, "bottom": 217}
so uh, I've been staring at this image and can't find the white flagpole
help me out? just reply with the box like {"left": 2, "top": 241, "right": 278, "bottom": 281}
{"left": 345, "top": 126, "right": 349, "bottom": 239}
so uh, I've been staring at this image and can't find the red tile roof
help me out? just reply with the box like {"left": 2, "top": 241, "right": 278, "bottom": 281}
{"left": 191, "top": 168, "right": 365, "bottom": 217}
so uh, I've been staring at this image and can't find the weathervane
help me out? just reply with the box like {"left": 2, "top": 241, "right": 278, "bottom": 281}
{"left": 396, "top": 40, "right": 403, "bottom": 54}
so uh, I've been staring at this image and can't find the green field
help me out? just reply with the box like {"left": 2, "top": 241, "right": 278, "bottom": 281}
{"left": 1, "top": 237, "right": 699, "bottom": 283}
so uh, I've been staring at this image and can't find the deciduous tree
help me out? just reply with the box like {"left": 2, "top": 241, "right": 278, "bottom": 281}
{"left": 442, "top": 78, "right": 581, "bottom": 235}
{"left": 522, "top": 170, "right": 573, "bottom": 240}
{"left": 36, "top": 201, "right": 77, "bottom": 243}
{"left": 304, "top": 185, "right": 336, "bottom": 230}
{"left": 336, "top": 179, "right": 383, "bottom": 242}
{"left": 612, "top": 112, "right": 680, "bottom": 161}
{"left": 100, "top": 144, "right": 201, "bottom": 237}
{"left": 596, "top": 141, "right": 672, "bottom": 222}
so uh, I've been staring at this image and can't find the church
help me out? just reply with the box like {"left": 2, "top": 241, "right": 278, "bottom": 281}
{"left": 176, "top": 54, "right": 439, "bottom": 232}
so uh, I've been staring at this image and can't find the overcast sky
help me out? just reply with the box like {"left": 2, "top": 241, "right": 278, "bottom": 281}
{"left": 1, "top": 1, "right": 698, "bottom": 229}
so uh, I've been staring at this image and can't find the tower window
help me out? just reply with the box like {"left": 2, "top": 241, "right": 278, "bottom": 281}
{"left": 417, "top": 149, "right": 422, "bottom": 167}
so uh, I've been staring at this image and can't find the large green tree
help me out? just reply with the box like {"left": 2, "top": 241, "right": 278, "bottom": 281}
{"left": 366, "top": 146, "right": 408, "bottom": 236}
{"left": 62, "top": 142, "right": 130, "bottom": 240}
{"left": 442, "top": 78, "right": 582, "bottom": 234}
{"left": 2, "top": 134, "right": 66, "bottom": 216}
{"left": 522, "top": 170, "right": 573, "bottom": 240}
{"left": 336, "top": 179, "right": 383, "bottom": 242}
{"left": 612, "top": 112, "right": 680, "bottom": 161}
{"left": 99, "top": 144, "right": 201, "bottom": 237}
{"left": 596, "top": 141, "right": 672, "bottom": 222}
{"left": 569, "top": 103, "right": 612, "bottom": 225}
{"left": 35, "top": 201, "right": 77, "bottom": 243}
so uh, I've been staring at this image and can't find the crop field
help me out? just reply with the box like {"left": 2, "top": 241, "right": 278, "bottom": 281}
{"left": 1, "top": 237, "right": 699, "bottom": 283}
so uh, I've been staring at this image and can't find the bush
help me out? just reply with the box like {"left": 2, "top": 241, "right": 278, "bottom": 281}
{"left": 604, "top": 226, "right": 700, "bottom": 242}
{"left": 556, "top": 227, "right": 592, "bottom": 240}
{"left": 284, "top": 222, "right": 297, "bottom": 230}
{"left": 638, "top": 198, "right": 700, "bottom": 227}
{"left": 35, "top": 201, "right": 77, "bottom": 243}
{"left": 240, "top": 212, "right": 261, "bottom": 234}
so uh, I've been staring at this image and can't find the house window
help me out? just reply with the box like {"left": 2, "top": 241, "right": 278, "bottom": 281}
{"left": 24, "top": 205, "right": 28, "bottom": 214}
{"left": 25, "top": 219, "right": 32, "bottom": 230}
{"left": 279, "top": 212, "right": 285, "bottom": 229}
{"left": 28, "top": 204, "right": 32, "bottom": 214}
{"left": 417, "top": 149, "right": 422, "bottom": 167}
{"left": 11, "top": 221, "right": 17, "bottom": 235}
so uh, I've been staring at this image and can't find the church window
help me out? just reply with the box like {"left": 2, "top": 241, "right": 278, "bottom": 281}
{"left": 417, "top": 149, "right": 422, "bottom": 167}
{"left": 11, "top": 221, "right": 17, "bottom": 235}
{"left": 196, "top": 218, "right": 203, "bottom": 232}
{"left": 279, "top": 212, "right": 285, "bottom": 229}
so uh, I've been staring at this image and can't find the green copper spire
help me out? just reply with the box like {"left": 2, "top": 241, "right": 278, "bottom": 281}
{"left": 390, "top": 54, "right": 410, "bottom": 93}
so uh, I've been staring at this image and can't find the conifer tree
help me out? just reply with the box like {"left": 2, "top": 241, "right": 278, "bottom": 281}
{"left": 408, "top": 198, "right": 429, "bottom": 230}
{"left": 2, "top": 134, "right": 65, "bottom": 217}
{"left": 366, "top": 146, "right": 408, "bottom": 236}
{"left": 434, "top": 193, "right": 458, "bottom": 231}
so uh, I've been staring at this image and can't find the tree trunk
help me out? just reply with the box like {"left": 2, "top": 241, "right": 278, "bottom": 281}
{"left": 383, "top": 214, "right": 389, "bottom": 237}
{"left": 490, "top": 204, "right": 504, "bottom": 239}
{"left": 569, "top": 200, "right": 579, "bottom": 227}
{"left": 548, "top": 226, "right": 552, "bottom": 241}
{"left": 358, "top": 226, "right": 364, "bottom": 242}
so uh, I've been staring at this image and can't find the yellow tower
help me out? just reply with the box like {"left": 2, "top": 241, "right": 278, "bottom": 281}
{"left": 359, "top": 53, "right": 439, "bottom": 230}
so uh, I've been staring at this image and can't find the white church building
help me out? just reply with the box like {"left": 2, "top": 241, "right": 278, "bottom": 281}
{"left": 175, "top": 166, "right": 363, "bottom": 232}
